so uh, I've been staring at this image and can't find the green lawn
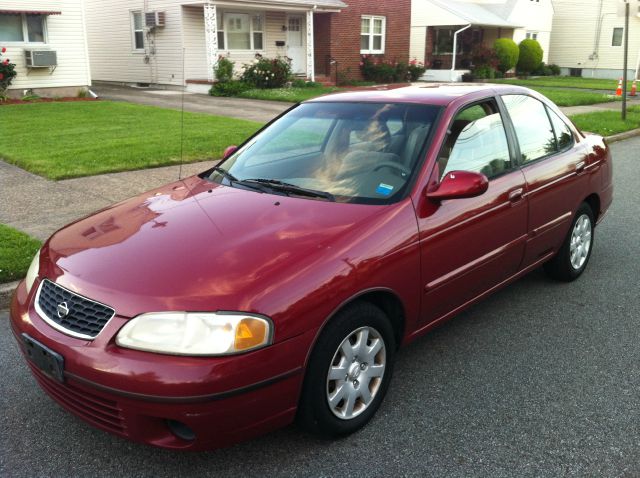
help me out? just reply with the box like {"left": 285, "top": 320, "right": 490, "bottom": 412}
{"left": 531, "top": 87, "right": 618, "bottom": 107}
{"left": 0, "top": 225, "right": 42, "bottom": 284}
{"left": 237, "top": 86, "right": 340, "bottom": 103}
{"left": 569, "top": 106, "right": 640, "bottom": 136}
{"left": 492, "top": 76, "right": 634, "bottom": 91}
{"left": 0, "top": 101, "right": 262, "bottom": 180}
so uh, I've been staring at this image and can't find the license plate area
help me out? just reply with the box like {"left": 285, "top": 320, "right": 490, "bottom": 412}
{"left": 22, "top": 333, "right": 65, "bottom": 383}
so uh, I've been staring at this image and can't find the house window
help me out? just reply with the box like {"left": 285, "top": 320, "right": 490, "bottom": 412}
{"left": 612, "top": 27, "right": 623, "bottom": 47}
{"left": 526, "top": 31, "right": 539, "bottom": 40}
{"left": 434, "top": 28, "right": 462, "bottom": 55}
{"left": 218, "top": 12, "right": 264, "bottom": 51}
{"left": 360, "top": 16, "right": 385, "bottom": 54}
{"left": 0, "top": 13, "right": 47, "bottom": 43}
{"left": 132, "top": 11, "right": 144, "bottom": 50}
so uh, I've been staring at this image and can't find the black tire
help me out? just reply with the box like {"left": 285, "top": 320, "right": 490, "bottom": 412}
{"left": 544, "top": 202, "right": 595, "bottom": 282}
{"left": 297, "top": 301, "right": 396, "bottom": 437}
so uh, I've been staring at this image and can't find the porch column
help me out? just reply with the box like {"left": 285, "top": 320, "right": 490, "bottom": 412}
{"left": 204, "top": 3, "right": 219, "bottom": 82}
{"left": 306, "top": 9, "right": 315, "bottom": 82}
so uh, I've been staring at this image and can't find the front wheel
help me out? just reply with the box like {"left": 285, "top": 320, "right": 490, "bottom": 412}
{"left": 298, "top": 302, "right": 396, "bottom": 437}
{"left": 544, "top": 203, "right": 595, "bottom": 281}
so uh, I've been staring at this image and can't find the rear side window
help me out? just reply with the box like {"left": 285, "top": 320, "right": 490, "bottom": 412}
{"left": 547, "top": 108, "right": 573, "bottom": 151}
{"left": 502, "top": 95, "right": 556, "bottom": 163}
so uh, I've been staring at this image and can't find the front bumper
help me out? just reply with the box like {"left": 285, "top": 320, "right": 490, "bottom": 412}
{"left": 10, "top": 279, "right": 312, "bottom": 450}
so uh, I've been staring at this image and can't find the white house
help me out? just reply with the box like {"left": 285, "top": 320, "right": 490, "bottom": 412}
{"left": 0, "top": 0, "right": 91, "bottom": 97}
{"left": 549, "top": 0, "right": 640, "bottom": 80}
{"left": 83, "top": 0, "right": 349, "bottom": 93}
{"left": 410, "top": 0, "right": 554, "bottom": 81}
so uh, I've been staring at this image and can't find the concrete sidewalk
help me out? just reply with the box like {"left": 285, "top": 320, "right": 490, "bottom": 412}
{"left": 92, "top": 83, "right": 290, "bottom": 123}
{"left": 0, "top": 160, "right": 209, "bottom": 241}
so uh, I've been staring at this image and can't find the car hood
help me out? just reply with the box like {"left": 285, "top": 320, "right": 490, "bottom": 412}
{"left": 41, "top": 176, "right": 389, "bottom": 319}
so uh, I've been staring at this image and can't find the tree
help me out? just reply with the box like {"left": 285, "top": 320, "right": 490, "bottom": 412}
{"left": 493, "top": 38, "right": 519, "bottom": 74}
{"left": 517, "top": 39, "right": 543, "bottom": 75}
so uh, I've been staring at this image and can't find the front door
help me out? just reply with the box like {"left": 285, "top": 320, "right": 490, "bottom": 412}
{"left": 416, "top": 98, "right": 528, "bottom": 325}
{"left": 287, "top": 15, "right": 306, "bottom": 74}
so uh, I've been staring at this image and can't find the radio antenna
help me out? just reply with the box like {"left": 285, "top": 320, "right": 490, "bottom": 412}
{"left": 178, "top": 47, "right": 186, "bottom": 180}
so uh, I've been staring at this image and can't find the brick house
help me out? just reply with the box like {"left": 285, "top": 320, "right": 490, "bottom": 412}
{"left": 315, "top": 0, "right": 411, "bottom": 84}
{"left": 83, "top": 0, "right": 411, "bottom": 91}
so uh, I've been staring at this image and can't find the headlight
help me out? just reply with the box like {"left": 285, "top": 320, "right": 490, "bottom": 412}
{"left": 25, "top": 249, "right": 41, "bottom": 295}
{"left": 116, "top": 312, "right": 272, "bottom": 356}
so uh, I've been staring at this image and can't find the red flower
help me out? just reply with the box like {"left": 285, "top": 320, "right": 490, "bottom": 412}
{"left": 3, "top": 59, "right": 8, "bottom": 65}
{"left": 1, "top": 47, "right": 6, "bottom": 53}
{"left": 0, "top": 73, "right": 4, "bottom": 80}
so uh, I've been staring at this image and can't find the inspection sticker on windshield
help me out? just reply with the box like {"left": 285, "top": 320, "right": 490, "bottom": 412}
{"left": 376, "top": 183, "right": 394, "bottom": 196}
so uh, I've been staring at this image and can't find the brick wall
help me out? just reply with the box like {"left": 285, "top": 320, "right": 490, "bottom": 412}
{"left": 315, "top": 0, "right": 411, "bottom": 82}
{"left": 313, "top": 13, "right": 332, "bottom": 76}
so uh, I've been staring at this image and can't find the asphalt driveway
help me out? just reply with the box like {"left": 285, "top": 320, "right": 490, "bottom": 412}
{"left": 1, "top": 137, "right": 638, "bottom": 477}
{"left": 91, "top": 83, "right": 290, "bottom": 123}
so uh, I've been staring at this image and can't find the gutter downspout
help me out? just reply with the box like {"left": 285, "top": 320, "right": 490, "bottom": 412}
{"left": 451, "top": 24, "right": 471, "bottom": 82}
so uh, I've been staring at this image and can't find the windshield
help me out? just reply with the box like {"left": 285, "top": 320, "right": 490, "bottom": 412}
{"left": 208, "top": 102, "right": 441, "bottom": 204}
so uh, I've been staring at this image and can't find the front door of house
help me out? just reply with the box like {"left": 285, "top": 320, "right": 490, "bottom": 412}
{"left": 287, "top": 15, "right": 305, "bottom": 74}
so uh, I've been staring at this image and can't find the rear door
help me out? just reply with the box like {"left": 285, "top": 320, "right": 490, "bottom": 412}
{"left": 415, "top": 98, "right": 528, "bottom": 325}
{"left": 501, "top": 95, "right": 589, "bottom": 267}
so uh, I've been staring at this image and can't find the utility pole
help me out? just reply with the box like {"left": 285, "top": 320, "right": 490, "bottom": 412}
{"left": 622, "top": 0, "right": 629, "bottom": 120}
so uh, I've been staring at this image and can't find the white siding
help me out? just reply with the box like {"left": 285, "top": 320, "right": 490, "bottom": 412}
{"left": 85, "top": 1, "right": 308, "bottom": 84}
{"left": 85, "top": 0, "right": 186, "bottom": 86}
{"left": 2, "top": 0, "right": 90, "bottom": 91}
{"left": 549, "top": 0, "right": 640, "bottom": 74}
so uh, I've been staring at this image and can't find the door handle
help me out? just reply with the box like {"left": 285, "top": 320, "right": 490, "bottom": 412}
{"left": 575, "top": 161, "right": 586, "bottom": 174}
{"left": 508, "top": 188, "right": 524, "bottom": 203}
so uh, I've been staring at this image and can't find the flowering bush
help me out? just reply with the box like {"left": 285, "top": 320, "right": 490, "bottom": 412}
{"left": 407, "top": 59, "right": 427, "bottom": 82}
{"left": 214, "top": 55, "right": 235, "bottom": 83}
{"left": 241, "top": 54, "right": 292, "bottom": 89}
{"left": 0, "top": 47, "right": 17, "bottom": 100}
{"left": 360, "top": 55, "right": 411, "bottom": 83}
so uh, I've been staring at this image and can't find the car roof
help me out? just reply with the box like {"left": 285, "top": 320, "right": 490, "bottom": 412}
{"left": 307, "top": 83, "right": 533, "bottom": 107}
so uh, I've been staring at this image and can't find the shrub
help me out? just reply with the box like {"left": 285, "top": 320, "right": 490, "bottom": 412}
{"left": 493, "top": 38, "right": 519, "bottom": 73}
{"left": 210, "top": 80, "right": 250, "bottom": 97}
{"left": 548, "top": 63, "right": 561, "bottom": 76}
{"left": 407, "top": 59, "right": 427, "bottom": 81}
{"left": 471, "top": 44, "right": 499, "bottom": 71}
{"left": 241, "top": 54, "right": 292, "bottom": 88}
{"left": 517, "top": 39, "right": 544, "bottom": 75}
{"left": 214, "top": 56, "right": 234, "bottom": 83}
{"left": 461, "top": 72, "right": 475, "bottom": 82}
{"left": 472, "top": 66, "right": 496, "bottom": 80}
{"left": 291, "top": 79, "right": 321, "bottom": 88}
{"left": 0, "top": 46, "right": 17, "bottom": 100}
{"left": 360, "top": 56, "right": 412, "bottom": 83}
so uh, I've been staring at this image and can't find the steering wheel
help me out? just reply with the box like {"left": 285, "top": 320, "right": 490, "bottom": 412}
{"left": 373, "top": 161, "right": 411, "bottom": 176}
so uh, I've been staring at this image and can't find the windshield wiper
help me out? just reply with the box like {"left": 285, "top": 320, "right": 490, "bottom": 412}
{"left": 241, "top": 178, "right": 335, "bottom": 201}
{"left": 211, "top": 166, "right": 239, "bottom": 183}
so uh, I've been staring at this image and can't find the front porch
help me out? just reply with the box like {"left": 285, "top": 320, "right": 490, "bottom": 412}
{"left": 181, "top": 0, "right": 345, "bottom": 89}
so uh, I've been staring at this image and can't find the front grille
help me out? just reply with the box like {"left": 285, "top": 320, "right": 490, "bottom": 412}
{"left": 27, "top": 362, "right": 127, "bottom": 435}
{"left": 36, "top": 279, "right": 115, "bottom": 339}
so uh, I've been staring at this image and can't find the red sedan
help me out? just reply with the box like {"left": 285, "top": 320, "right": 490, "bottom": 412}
{"left": 10, "top": 84, "right": 613, "bottom": 450}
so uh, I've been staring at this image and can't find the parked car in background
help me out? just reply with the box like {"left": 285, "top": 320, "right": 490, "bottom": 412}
{"left": 10, "top": 84, "right": 612, "bottom": 450}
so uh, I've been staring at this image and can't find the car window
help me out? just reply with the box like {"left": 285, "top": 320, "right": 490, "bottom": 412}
{"left": 438, "top": 100, "right": 511, "bottom": 179}
{"left": 215, "top": 102, "right": 441, "bottom": 204}
{"left": 502, "top": 95, "right": 556, "bottom": 163}
{"left": 260, "top": 117, "right": 334, "bottom": 157}
{"left": 547, "top": 107, "right": 573, "bottom": 151}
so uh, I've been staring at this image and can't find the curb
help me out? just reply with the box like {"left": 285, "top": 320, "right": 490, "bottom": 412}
{"left": 605, "top": 128, "right": 640, "bottom": 144}
{"left": 0, "top": 281, "right": 18, "bottom": 310}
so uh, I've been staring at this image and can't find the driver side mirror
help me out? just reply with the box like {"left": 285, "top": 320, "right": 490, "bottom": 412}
{"left": 427, "top": 170, "right": 488, "bottom": 201}
{"left": 222, "top": 145, "right": 238, "bottom": 160}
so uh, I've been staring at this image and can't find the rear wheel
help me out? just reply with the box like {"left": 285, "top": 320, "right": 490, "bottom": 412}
{"left": 298, "top": 301, "right": 396, "bottom": 437}
{"left": 544, "top": 202, "right": 595, "bottom": 281}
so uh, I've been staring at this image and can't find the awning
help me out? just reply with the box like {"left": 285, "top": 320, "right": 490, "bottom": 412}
{"left": 0, "top": 10, "right": 62, "bottom": 15}
{"left": 425, "top": 0, "right": 522, "bottom": 28}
